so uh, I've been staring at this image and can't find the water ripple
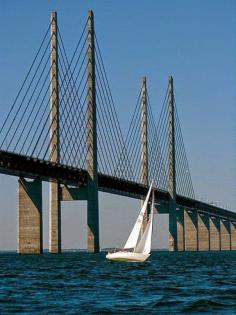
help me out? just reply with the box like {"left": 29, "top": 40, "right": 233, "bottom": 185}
{"left": 0, "top": 251, "right": 236, "bottom": 314}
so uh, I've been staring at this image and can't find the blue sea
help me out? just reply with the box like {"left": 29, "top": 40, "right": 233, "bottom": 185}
{"left": 0, "top": 251, "right": 236, "bottom": 314}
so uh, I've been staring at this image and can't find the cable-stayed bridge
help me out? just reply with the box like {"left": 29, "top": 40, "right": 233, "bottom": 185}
{"left": 0, "top": 11, "right": 235, "bottom": 254}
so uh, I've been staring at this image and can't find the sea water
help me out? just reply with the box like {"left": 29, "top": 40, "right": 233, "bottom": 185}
{"left": 0, "top": 251, "right": 236, "bottom": 314}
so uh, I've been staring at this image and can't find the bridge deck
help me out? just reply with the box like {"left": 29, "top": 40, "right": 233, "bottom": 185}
{"left": 0, "top": 150, "right": 235, "bottom": 221}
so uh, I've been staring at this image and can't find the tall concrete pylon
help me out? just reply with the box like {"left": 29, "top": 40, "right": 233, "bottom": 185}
{"left": 140, "top": 77, "right": 149, "bottom": 232}
{"left": 87, "top": 10, "right": 100, "bottom": 253}
{"left": 167, "top": 76, "right": 177, "bottom": 251}
{"left": 49, "top": 11, "right": 61, "bottom": 253}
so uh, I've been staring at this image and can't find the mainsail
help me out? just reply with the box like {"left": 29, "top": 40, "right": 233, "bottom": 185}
{"left": 124, "top": 183, "right": 153, "bottom": 249}
{"left": 135, "top": 191, "right": 154, "bottom": 254}
{"left": 106, "top": 182, "right": 155, "bottom": 262}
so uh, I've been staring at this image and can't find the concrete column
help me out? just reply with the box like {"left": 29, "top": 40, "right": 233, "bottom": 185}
{"left": 231, "top": 222, "right": 236, "bottom": 250}
{"left": 49, "top": 11, "right": 61, "bottom": 253}
{"left": 140, "top": 77, "right": 149, "bottom": 232}
{"left": 177, "top": 207, "right": 184, "bottom": 251}
{"left": 197, "top": 212, "right": 210, "bottom": 251}
{"left": 87, "top": 10, "right": 99, "bottom": 253}
{"left": 49, "top": 182, "right": 61, "bottom": 253}
{"left": 220, "top": 219, "right": 231, "bottom": 251}
{"left": 184, "top": 209, "right": 197, "bottom": 251}
{"left": 167, "top": 76, "right": 177, "bottom": 251}
{"left": 18, "top": 178, "right": 42, "bottom": 254}
{"left": 209, "top": 216, "right": 220, "bottom": 251}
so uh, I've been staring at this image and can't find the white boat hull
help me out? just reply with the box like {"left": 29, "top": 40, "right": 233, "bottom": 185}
{"left": 106, "top": 251, "right": 150, "bottom": 262}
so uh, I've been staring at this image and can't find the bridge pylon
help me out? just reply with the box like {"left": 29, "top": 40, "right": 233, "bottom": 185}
{"left": 167, "top": 76, "right": 178, "bottom": 251}
{"left": 86, "top": 10, "right": 100, "bottom": 253}
{"left": 49, "top": 11, "right": 61, "bottom": 254}
{"left": 140, "top": 77, "right": 149, "bottom": 233}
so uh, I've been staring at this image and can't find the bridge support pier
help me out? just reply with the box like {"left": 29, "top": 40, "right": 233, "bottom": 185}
{"left": 177, "top": 208, "right": 185, "bottom": 251}
{"left": 184, "top": 209, "right": 197, "bottom": 251}
{"left": 87, "top": 187, "right": 99, "bottom": 253}
{"left": 209, "top": 216, "right": 220, "bottom": 250}
{"left": 231, "top": 222, "right": 236, "bottom": 250}
{"left": 197, "top": 212, "right": 210, "bottom": 251}
{"left": 49, "top": 182, "right": 61, "bottom": 253}
{"left": 18, "top": 178, "right": 42, "bottom": 254}
{"left": 220, "top": 219, "right": 231, "bottom": 250}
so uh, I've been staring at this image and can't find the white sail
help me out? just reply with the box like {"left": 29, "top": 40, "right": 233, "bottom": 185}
{"left": 124, "top": 183, "right": 153, "bottom": 249}
{"left": 135, "top": 191, "right": 154, "bottom": 254}
{"left": 106, "top": 183, "right": 154, "bottom": 262}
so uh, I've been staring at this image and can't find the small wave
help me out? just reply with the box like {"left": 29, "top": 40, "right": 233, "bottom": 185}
{"left": 152, "top": 298, "right": 182, "bottom": 307}
{"left": 182, "top": 298, "right": 233, "bottom": 312}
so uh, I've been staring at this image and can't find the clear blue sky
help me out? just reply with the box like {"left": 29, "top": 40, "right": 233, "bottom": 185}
{"left": 0, "top": 0, "right": 235, "bottom": 250}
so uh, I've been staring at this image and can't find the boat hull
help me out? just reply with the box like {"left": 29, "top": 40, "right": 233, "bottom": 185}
{"left": 106, "top": 251, "right": 150, "bottom": 262}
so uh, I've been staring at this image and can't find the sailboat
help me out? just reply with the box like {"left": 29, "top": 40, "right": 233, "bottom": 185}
{"left": 106, "top": 183, "right": 154, "bottom": 262}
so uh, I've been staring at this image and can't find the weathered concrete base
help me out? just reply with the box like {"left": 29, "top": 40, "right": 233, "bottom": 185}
{"left": 220, "top": 219, "right": 231, "bottom": 251}
{"left": 184, "top": 209, "right": 197, "bottom": 251}
{"left": 198, "top": 213, "right": 210, "bottom": 251}
{"left": 177, "top": 208, "right": 184, "bottom": 251}
{"left": 18, "top": 178, "right": 42, "bottom": 254}
{"left": 87, "top": 188, "right": 99, "bottom": 253}
{"left": 209, "top": 217, "right": 220, "bottom": 250}
{"left": 169, "top": 213, "right": 177, "bottom": 251}
{"left": 231, "top": 222, "right": 236, "bottom": 250}
{"left": 49, "top": 181, "right": 61, "bottom": 253}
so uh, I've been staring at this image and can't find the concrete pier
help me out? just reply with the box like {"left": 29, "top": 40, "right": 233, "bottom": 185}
{"left": 87, "top": 10, "right": 99, "bottom": 253}
{"left": 184, "top": 209, "right": 197, "bottom": 251}
{"left": 209, "top": 216, "right": 220, "bottom": 250}
{"left": 49, "top": 182, "right": 61, "bottom": 253}
{"left": 49, "top": 11, "right": 61, "bottom": 253}
{"left": 198, "top": 212, "right": 210, "bottom": 251}
{"left": 220, "top": 219, "right": 231, "bottom": 250}
{"left": 18, "top": 178, "right": 42, "bottom": 254}
{"left": 177, "top": 208, "right": 184, "bottom": 251}
{"left": 231, "top": 222, "right": 236, "bottom": 250}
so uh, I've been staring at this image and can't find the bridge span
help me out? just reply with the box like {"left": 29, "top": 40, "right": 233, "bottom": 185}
{"left": 0, "top": 11, "right": 235, "bottom": 254}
